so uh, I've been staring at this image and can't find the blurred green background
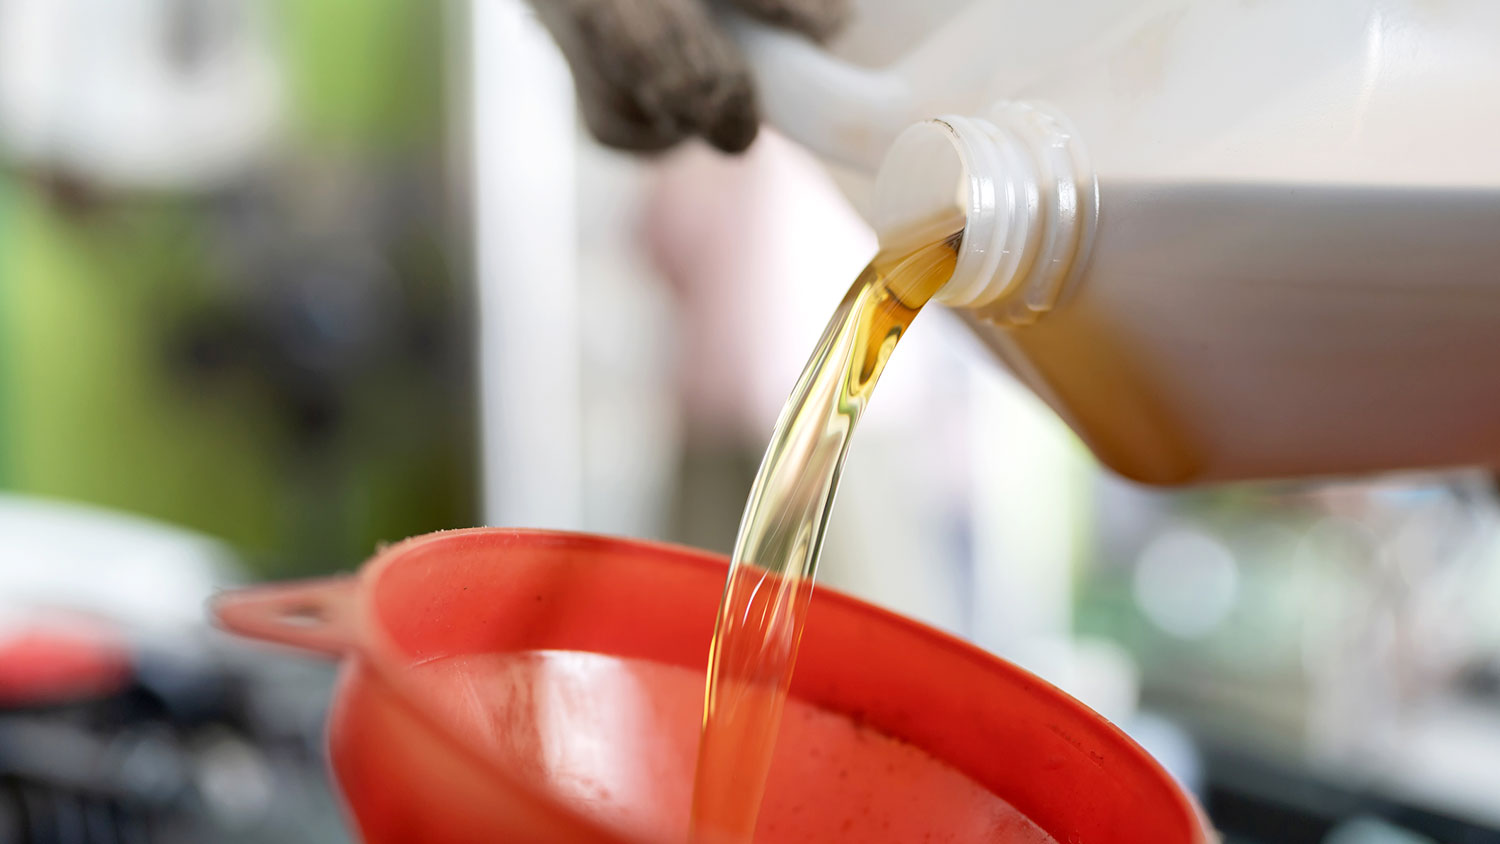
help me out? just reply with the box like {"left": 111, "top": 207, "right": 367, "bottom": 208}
{"left": 0, "top": 0, "right": 477, "bottom": 578}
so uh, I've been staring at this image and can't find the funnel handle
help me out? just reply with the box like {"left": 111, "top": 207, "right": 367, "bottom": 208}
{"left": 212, "top": 576, "right": 358, "bottom": 658}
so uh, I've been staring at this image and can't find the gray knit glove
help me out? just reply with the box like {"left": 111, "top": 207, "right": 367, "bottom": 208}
{"left": 529, "top": 0, "right": 848, "bottom": 153}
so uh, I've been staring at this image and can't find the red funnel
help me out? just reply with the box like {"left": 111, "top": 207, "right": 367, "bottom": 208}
{"left": 214, "top": 528, "right": 1214, "bottom": 843}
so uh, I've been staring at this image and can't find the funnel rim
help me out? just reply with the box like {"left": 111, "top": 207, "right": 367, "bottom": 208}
{"left": 337, "top": 528, "right": 1212, "bottom": 843}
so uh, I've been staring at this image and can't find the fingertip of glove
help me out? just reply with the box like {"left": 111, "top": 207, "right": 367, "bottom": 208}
{"left": 580, "top": 101, "right": 685, "bottom": 153}
{"left": 703, "top": 86, "right": 759, "bottom": 153}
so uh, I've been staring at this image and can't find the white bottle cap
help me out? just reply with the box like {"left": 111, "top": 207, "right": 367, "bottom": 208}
{"left": 871, "top": 102, "right": 1097, "bottom": 323}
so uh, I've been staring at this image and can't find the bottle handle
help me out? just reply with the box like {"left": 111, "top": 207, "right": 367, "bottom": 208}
{"left": 723, "top": 11, "right": 911, "bottom": 172}
{"left": 212, "top": 576, "right": 359, "bottom": 658}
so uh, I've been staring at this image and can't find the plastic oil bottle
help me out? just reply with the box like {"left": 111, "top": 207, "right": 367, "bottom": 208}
{"left": 733, "top": 0, "right": 1500, "bottom": 484}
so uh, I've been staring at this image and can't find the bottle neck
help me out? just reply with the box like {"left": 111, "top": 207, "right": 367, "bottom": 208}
{"left": 871, "top": 102, "right": 1097, "bottom": 323}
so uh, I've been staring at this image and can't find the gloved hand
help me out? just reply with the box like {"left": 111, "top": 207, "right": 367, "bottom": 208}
{"left": 529, "top": 0, "right": 848, "bottom": 153}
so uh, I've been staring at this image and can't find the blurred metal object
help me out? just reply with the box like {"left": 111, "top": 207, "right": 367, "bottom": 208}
{"left": 0, "top": 648, "right": 348, "bottom": 843}
{"left": 0, "top": 0, "right": 282, "bottom": 191}
{"left": 0, "top": 494, "right": 348, "bottom": 843}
